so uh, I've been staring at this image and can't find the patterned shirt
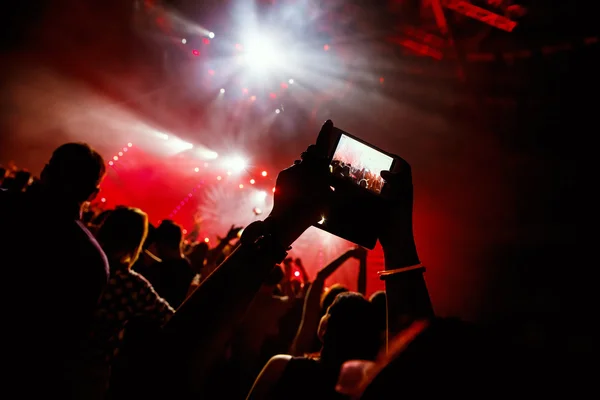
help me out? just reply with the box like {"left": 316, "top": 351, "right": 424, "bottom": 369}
{"left": 87, "top": 264, "right": 175, "bottom": 362}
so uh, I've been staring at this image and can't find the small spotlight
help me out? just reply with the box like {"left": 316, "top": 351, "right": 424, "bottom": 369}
{"left": 275, "top": 109, "right": 281, "bottom": 114}
{"left": 123, "top": 147, "right": 128, "bottom": 152}
{"left": 250, "top": 95, "right": 256, "bottom": 101}
{"left": 262, "top": 171, "right": 267, "bottom": 177}
{"left": 220, "top": 88, "right": 225, "bottom": 94}
{"left": 204, "top": 237, "right": 210, "bottom": 243}
{"left": 192, "top": 49, "right": 200, "bottom": 56}
{"left": 288, "top": 78, "right": 294, "bottom": 84}
{"left": 108, "top": 161, "right": 114, "bottom": 166}
{"left": 118, "top": 152, "right": 123, "bottom": 156}
{"left": 181, "top": 38, "right": 187, "bottom": 44}
{"left": 239, "top": 184, "right": 244, "bottom": 189}
{"left": 208, "top": 32, "right": 215, "bottom": 39}
{"left": 194, "top": 167, "right": 199, "bottom": 172}
{"left": 113, "top": 156, "right": 118, "bottom": 161}
{"left": 217, "top": 176, "right": 222, "bottom": 180}
{"left": 227, "top": 171, "right": 232, "bottom": 176}
{"left": 294, "top": 271, "right": 300, "bottom": 277}
{"left": 318, "top": 216, "right": 326, "bottom": 225}
{"left": 127, "top": 143, "right": 133, "bottom": 147}
{"left": 250, "top": 179, "right": 255, "bottom": 184}
{"left": 100, "top": 197, "right": 106, "bottom": 203}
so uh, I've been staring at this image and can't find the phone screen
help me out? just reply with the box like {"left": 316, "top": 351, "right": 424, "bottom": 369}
{"left": 330, "top": 133, "right": 394, "bottom": 195}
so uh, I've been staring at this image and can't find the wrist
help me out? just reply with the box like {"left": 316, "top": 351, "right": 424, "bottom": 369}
{"left": 383, "top": 238, "right": 420, "bottom": 270}
{"left": 265, "top": 214, "right": 309, "bottom": 249}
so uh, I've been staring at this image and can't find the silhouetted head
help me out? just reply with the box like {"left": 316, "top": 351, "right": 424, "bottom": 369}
{"left": 321, "top": 284, "right": 350, "bottom": 316}
{"left": 154, "top": 220, "right": 183, "bottom": 254}
{"left": 189, "top": 241, "right": 209, "bottom": 274}
{"left": 40, "top": 143, "right": 105, "bottom": 204}
{"left": 318, "top": 292, "right": 381, "bottom": 367}
{"left": 369, "top": 291, "right": 387, "bottom": 331}
{"left": 14, "top": 170, "right": 32, "bottom": 191}
{"left": 96, "top": 207, "right": 148, "bottom": 268}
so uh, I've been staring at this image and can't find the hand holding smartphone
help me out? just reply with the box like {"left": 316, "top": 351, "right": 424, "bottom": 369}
{"left": 313, "top": 126, "right": 401, "bottom": 249}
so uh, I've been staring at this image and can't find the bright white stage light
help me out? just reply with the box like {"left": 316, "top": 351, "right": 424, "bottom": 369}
{"left": 242, "top": 35, "right": 282, "bottom": 71}
{"left": 275, "top": 109, "right": 281, "bottom": 114}
{"left": 224, "top": 156, "right": 247, "bottom": 173}
{"left": 255, "top": 190, "right": 268, "bottom": 202}
{"left": 288, "top": 78, "right": 294, "bottom": 84}
{"left": 181, "top": 38, "right": 187, "bottom": 44}
{"left": 208, "top": 32, "right": 215, "bottom": 39}
{"left": 197, "top": 149, "right": 219, "bottom": 160}
{"left": 220, "top": 88, "right": 225, "bottom": 94}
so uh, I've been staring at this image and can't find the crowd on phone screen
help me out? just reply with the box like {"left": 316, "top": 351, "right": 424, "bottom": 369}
{"left": 0, "top": 141, "right": 579, "bottom": 399}
{"left": 331, "top": 159, "right": 385, "bottom": 193}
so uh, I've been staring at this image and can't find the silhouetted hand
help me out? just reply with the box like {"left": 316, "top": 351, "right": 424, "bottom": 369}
{"left": 379, "top": 158, "right": 420, "bottom": 268}
{"left": 221, "top": 225, "right": 243, "bottom": 242}
{"left": 347, "top": 246, "right": 368, "bottom": 260}
{"left": 268, "top": 120, "right": 334, "bottom": 247}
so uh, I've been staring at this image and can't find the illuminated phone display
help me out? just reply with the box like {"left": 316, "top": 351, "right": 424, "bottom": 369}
{"left": 330, "top": 134, "right": 394, "bottom": 195}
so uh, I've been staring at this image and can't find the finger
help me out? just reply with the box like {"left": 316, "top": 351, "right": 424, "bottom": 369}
{"left": 314, "top": 119, "right": 334, "bottom": 156}
{"left": 380, "top": 170, "right": 394, "bottom": 182}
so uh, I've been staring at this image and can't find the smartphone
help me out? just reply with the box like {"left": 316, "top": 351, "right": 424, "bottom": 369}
{"left": 329, "top": 130, "right": 396, "bottom": 195}
{"left": 313, "top": 126, "right": 398, "bottom": 249}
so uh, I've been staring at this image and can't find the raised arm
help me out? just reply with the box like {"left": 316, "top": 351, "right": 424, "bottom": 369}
{"left": 378, "top": 164, "right": 433, "bottom": 339}
{"left": 289, "top": 247, "right": 364, "bottom": 356}
{"left": 157, "top": 121, "right": 334, "bottom": 397}
{"left": 294, "top": 258, "right": 310, "bottom": 285}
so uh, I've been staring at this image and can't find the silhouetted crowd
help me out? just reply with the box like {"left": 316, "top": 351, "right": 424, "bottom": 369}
{"left": 0, "top": 128, "right": 585, "bottom": 399}
{"left": 330, "top": 160, "right": 385, "bottom": 193}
